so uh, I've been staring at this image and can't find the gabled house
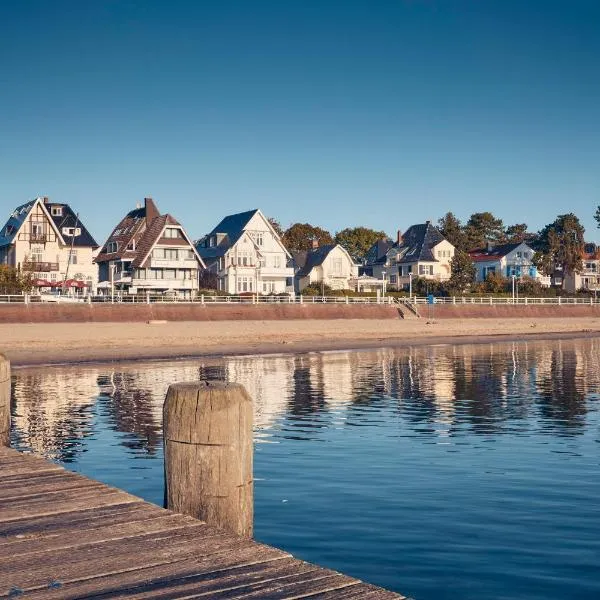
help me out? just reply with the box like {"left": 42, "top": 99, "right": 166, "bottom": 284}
{"left": 364, "top": 222, "right": 454, "bottom": 289}
{"left": 293, "top": 243, "right": 359, "bottom": 292}
{"left": 196, "top": 209, "right": 294, "bottom": 294}
{"left": 563, "top": 243, "right": 600, "bottom": 293}
{"left": 469, "top": 242, "right": 549, "bottom": 285}
{"left": 0, "top": 196, "right": 98, "bottom": 292}
{"left": 95, "top": 197, "right": 204, "bottom": 298}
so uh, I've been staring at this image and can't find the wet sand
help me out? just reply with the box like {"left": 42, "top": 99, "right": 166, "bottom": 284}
{"left": 3, "top": 317, "right": 600, "bottom": 367}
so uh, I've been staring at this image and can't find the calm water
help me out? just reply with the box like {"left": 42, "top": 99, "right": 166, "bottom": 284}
{"left": 10, "top": 340, "right": 600, "bottom": 600}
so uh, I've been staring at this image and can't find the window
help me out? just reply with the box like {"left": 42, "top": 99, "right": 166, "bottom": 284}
{"left": 419, "top": 264, "right": 433, "bottom": 276}
{"left": 153, "top": 248, "right": 179, "bottom": 260}
{"left": 249, "top": 231, "right": 264, "bottom": 246}
{"left": 164, "top": 269, "right": 176, "bottom": 279}
{"left": 263, "top": 281, "right": 275, "bottom": 293}
{"left": 236, "top": 276, "right": 253, "bottom": 292}
{"left": 333, "top": 258, "right": 342, "bottom": 275}
{"left": 390, "top": 274, "right": 397, "bottom": 284}
{"left": 164, "top": 228, "right": 183, "bottom": 239}
{"left": 31, "top": 246, "right": 43, "bottom": 262}
{"left": 135, "top": 269, "right": 147, "bottom": 279}
{"left": 106, "top": 241, "right": 118, "bottom": 253}
{"left": 50, "top": 272, "right": 57, "bottom": 281}
{"left": 127, "top": 240, "right": 136, "bottom": 251}
{"left": 51, "top": 206, "right": 63, "bottom": 216}
{"left": 273, "top": 255, "right": 281, "bottom": 269}
{"left": 68, "top": 249, "right": 77, "bottom": 265}
{"left": 218, "top": 257, "right": 224, "bottom": 270}
{"left": 209, "top": 236, "right": 216, "bottom": 247}
{"left": 62, "top": 227, "right": 81, "bottom": 237}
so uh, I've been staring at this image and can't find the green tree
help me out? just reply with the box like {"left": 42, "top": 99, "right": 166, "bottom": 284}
{"left": 505, "top": 223, "right": 534, "bottom": 244}
{"left": 533, "top": 213, "right": 585, "bottom": 288}
{"left": 0, "top": 265, "right": 33, "bottom": 294}
{"left": 334, "top": 227, "right": 388, "bottom": 262}
{"left": 437, "top": 212, "right": 468, "bottom": 251}
{"left": 282, "top": 223, "right": 334, "bottom": 253}
{"left": 594, "top": 206, "right": 600, "bottom": 229}
{"left": 447, "top": 249, "right": 476, "bottom": 293}
{"left": 464, "top": 212, "right": 505, "bottom": 250}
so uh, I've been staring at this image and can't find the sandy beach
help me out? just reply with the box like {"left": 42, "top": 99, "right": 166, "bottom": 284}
{"left": 3, "top": 317, "right": 600, "bottom": 367}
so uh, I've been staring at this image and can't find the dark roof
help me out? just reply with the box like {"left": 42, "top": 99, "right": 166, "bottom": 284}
{"left": 364, "top": 239, "right": 394, "bottom": 266}
{"left": 196, "top": 209, "right": 259, "bottom": 259}
{"left": 47, "top": 202, "right": 98, "bottom": 248}
{"left": 396, "top": 222, "right": 447, "bottom": 263}
{"left": 0, "top": 198, "right": 97, "bottom": 249}
{"left": 0, "top": 200, "right": 35, "bottom": 247}
{"left": 469, "top": 243, "right": 524, "bottom": 262}
{"left": 294, "top": 245, "right": 337, "bottom": 278}
{"left": 133, "top": 215, "right": 185, "bottom": 268}
{"left": 95, "top": 198, "right": 159, "bottom": 263}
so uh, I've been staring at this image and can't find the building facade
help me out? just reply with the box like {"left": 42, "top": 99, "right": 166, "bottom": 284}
{"left": 0, "top": 196, "right": 98, "bottom": 292}
{"left": 95, "top": 197, "right": 204, "bottom": 298}
{"left": 365, "top": 222, "right": 454, "bottom": 290}
{"left": 563, "top": 244, "right": 600, "bottom": 293}
{"left": 469, "top": 242, "right": 550, "bottom": 285}
{"left": 293, "top": 244, "right": 359, "bottom": 292}
{"left": 196, "top": 209, "right": 294, "bottom": 294}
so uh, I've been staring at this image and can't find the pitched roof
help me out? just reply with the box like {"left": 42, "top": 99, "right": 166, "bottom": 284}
{"left": 47, "top": 202, "right": 98, "bottom": 248}
{"left": 0, "top": 200, "right": 36, "bottom": 247}
{"left": 196, "top": 209, "right": 259, "bottom": 260}
{"left": 469, "top": 243, "right": 525, "bottom": 263}
{"left": 364, "top": 239, "right": 394, "bottom": 265}
{"left": 396, "top": 222, "right": 447, "bottom": 263}
{"left": 294, "top": 244, "right": 337, "bottom": 278}
{"left": 0, "top": 198, "right": 97, "bottom": 249}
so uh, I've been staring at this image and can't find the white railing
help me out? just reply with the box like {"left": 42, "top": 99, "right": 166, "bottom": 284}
{"left": 1, "top": 294, "right": 600, "bottom": 306}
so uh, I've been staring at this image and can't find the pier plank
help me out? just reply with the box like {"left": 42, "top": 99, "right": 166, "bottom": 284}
{"left": 0, "top": 447, "right": 402, "bottom": 599}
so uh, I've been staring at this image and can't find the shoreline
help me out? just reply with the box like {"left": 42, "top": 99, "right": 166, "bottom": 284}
{"left": 4, "top": 317, "right": 600, "bottom": 368}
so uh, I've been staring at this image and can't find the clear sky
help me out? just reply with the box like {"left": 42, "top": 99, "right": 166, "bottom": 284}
{"left": 1, "top": 0, "right": 599, "bottom": 244}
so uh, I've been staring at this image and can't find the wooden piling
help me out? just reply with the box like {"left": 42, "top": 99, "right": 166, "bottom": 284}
{"left": 163, "top": 381, "right": 253, "bottom": 538}
{"left": 0, "top": 354, "right": 10, "bottom": 447}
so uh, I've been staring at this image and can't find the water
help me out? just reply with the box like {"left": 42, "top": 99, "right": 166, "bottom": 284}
{"left": 10, "top": 339, "right": 600, "bottom": 600}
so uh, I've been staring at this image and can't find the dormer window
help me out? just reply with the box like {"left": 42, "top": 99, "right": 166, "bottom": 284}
{"left": 62, "top": 227, "right": 81, "bottom": 237}
{"left": 106, "top": 241, "right": 119, "bottom": 253}
{"left": 51, "top": 206, "right": 63, "bottom": 217}
{"left": 209, "top": 236, "right": 216, "bottom": 247}
{"left": 126, "top": 240, "right": 135, "bottom": 251}
{"left": 164, "top": 227, "right": 183, "bottom": 239}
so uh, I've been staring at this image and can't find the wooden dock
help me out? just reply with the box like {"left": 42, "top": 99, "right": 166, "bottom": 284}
{"left": 0, "top": 446, "right": 403, "bottom": 599}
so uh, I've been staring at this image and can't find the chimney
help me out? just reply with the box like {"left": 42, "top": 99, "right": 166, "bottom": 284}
{"left": 41, "top": 196, "right": 49, "bottom": 204}
{"left": 312, "top": 238, "right": 319, "bottom": 250}
{"left": 144, "top": 197, "right": 160, "bottom": 222}
{"left": 486, "top": 241, "right": 494, "bottom": 252}
{"left": 396, "top": 230, "right": 402, "bottom": 245}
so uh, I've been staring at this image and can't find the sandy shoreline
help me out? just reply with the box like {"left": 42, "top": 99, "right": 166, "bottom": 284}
{"left": 3, "top": 317, "right": 600, "bottom": 367}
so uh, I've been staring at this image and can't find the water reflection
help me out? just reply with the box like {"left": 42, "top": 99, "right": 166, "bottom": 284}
{"left": 10, "top": 338, "right": 600, "bottom": 460}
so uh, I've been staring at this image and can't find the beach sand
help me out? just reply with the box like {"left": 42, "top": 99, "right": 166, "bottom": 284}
{"left": 3, "top": 317, "right": 600, "bottom": 367}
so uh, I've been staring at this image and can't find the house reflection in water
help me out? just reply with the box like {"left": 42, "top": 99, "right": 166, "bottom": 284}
{"left": 10, "top": 338, "right": 600, "bottom": 461}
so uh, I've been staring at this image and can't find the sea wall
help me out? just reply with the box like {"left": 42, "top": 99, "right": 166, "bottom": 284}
{"left": 0, "top": 303, "right": 401, "bottom": 323}
{"left": 1, "top": 302, "right": 600, "bottom": 323}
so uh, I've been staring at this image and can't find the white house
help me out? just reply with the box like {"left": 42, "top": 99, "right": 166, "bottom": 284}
{"left": 469, "top": 242, "right": 550, "bottom": 285}
{"left": 196, "top": 209, "right": 294, "bottom": 294}
{"left": 293, "top": 244, "right": 359, "bottom": 292}
{"left": 563, "top": 244, "right": 600, "bottom": 293}
{"left": 365, "top": 222, "right": 454, "bottom": 290}
{"left": 95, "top": 197, "right": 204, "bottom": 299}
{"left": 0, "top": 196, "right": 98, "bottom": 293}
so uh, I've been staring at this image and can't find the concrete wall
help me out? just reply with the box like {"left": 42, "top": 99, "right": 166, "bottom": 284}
{"left": 2, "top": 303, "right": 600, "bottom": 323}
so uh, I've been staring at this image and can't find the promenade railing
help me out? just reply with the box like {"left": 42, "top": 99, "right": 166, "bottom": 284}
{"left": 1, "top": 294, "right": 600, "bottom": 305}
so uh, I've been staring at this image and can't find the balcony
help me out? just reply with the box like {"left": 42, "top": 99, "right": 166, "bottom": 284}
{"left": 23, "top": 261, "right": 59, "bottom": 272}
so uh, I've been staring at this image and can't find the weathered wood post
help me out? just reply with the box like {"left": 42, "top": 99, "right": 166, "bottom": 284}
{"left": 0, "top": 354, "right": 10, "bottom": 447}
{"left": 163, "top": 381, "right": 253, "bottom": 538}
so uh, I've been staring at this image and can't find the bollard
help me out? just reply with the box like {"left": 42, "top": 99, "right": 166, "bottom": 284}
{"left": 163, "top": 381, "right": 253, "bottom": 538}
{"left": 0, "top": 354, "right": 10, "bottom": 447}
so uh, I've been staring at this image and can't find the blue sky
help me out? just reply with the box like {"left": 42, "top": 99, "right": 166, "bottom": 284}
{"left": 1, "top": 0, "right": 599, "bottom": 243}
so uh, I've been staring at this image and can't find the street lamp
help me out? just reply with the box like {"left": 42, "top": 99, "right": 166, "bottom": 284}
{"left": 381, "top": 270, "right": 386, "bottom": 297}
{"left": 409, "top": 272, "right": 413, "bottom": 301}
{"left": 511, "top": 274, "right": 515, "bottom": 304}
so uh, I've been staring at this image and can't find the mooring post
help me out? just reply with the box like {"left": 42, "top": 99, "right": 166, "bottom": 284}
{"left": 163, "top": 381, "right": 253, "bottom": 538}
{"left": 0, "top": 354, "right": 10, "bottom": 448}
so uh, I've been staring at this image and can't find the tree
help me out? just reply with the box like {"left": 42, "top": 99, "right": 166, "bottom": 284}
{"left": 282, "top": 223, "right": 334, "bottom": 253}
{"left": 267, "top": 217, "right": 284, "bottom": 238}
{"left": 447, "top": 249, "right": 476, "bottom": 293}
{"left": 505, "top": 223, "right": 535, "bottom": 244}
{"left": 533, "top": 213, "right": 585, "bottom": 288}
{"left": 437, "top": 212, "right": 468, "bottom": 252}
{"left": 334, "top": 227, "right": 388, "bottom": 262}
{"left": 594, "top": 206, "right": 600, "bottom": 229}
{"left": 0, "top": 265, "right": 33, "bottom": 294}
{"left": 464, "top": 212, "right": 505, "bottom": 250}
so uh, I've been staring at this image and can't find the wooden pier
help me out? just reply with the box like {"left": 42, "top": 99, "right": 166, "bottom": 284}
{"left": 0, "top": 448, "right": 403, "bottom": 599}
